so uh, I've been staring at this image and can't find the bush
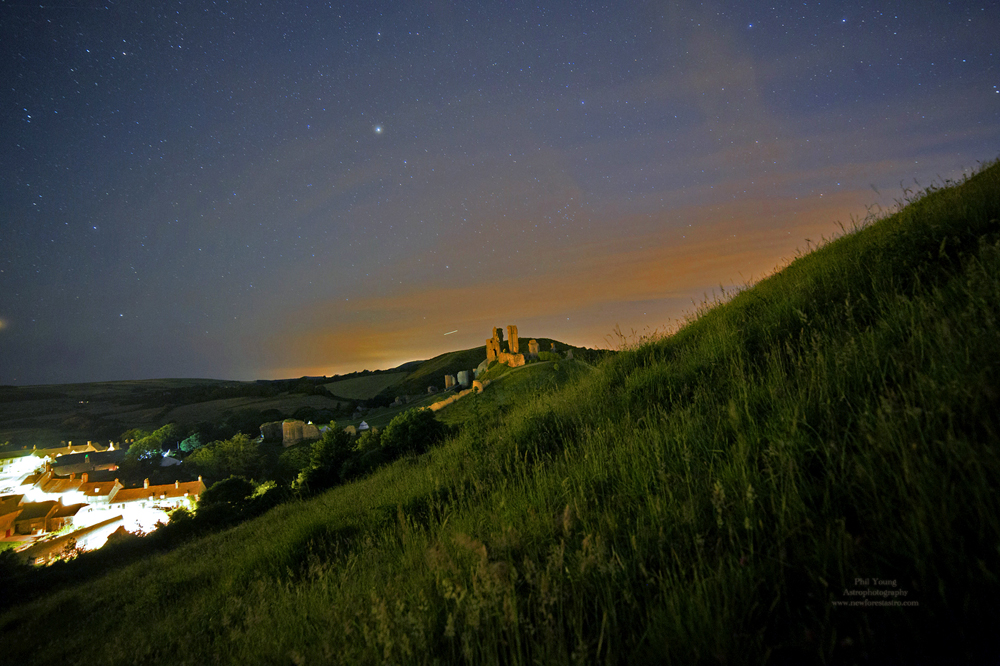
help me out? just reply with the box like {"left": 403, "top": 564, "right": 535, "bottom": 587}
{"left": 380, "top": 408, "right": 445, "bottom": 456}
{"left": 199, "top": 476, "right": 255, "bottom": 511}
{"left": 277, "top": 445, "right": 313, "bottom": 483}
{"left": 178, "top": 433, "right": 203, "bottom": 453}
{"left": 186, "top": 433, "right": 266, "bottom": 482}
{"left": 121, "top": 423, "right": 180, "bottom": 474}
{"left": 293, "top": 428, "right": 355, "bottom": 494}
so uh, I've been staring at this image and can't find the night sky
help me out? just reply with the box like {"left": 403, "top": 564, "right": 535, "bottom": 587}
{"left": 2, "top": 1, "right": 997, "bottom": 385}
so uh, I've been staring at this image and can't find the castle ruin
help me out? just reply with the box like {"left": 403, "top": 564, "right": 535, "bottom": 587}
{"left": 485, "top": 324, "right": 525, "bottom": 368}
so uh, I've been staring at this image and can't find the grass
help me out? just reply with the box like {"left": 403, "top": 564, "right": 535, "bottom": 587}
{"left": 433, "top": 359, "right": 593, "bottom": 428}
{"left": 387, "top": 346, "right": 489, "bottom": 396}
{"left": 0, "top": 378, "right": 341, "bottom": 446}
{"left": 323, "top": 372, "right": 411, "bottom": 401}
{"left": 2, "top": 161, "right": 1000, "bottom": 664}
{"left": 384, "top": 338, "right": 587, "bottom": 399}
{"left": 342, "top": 391, "right": 446, "bottom": 429}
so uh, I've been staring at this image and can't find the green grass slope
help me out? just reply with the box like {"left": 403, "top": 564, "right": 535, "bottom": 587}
{"left": 323, "top": 371, "right": 411, "bottom": 400}
{"left": 383, "top": 337, "right": 587, "bottom": 399}
{"left": 3, "top": 162, "right": 1000, "bottom": 665}
{"left": 434, "top": 358, "right": 595, "bottom": 428}
{"left": 388, "top": 345, "right": 489, "bottom": 396}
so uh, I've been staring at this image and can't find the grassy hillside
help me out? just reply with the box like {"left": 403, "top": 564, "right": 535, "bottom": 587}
{"left": 0, "top": 378, "right": 235, "bottom": 446}
{"left": 382, "top": 337, "right": 594, "bottom": 399}
{"left": 3, "top": 161, "right": 1000, "bottom": 664}
{"left": 323, "top": 371, "right": 411, "bottom": 400}
{"left": 387, "top": 345, "right": 490, "bottom": 396}
{"left": 0, "top": 378, "right": 345, "bottom": 449}
{"left": 433, "top": 359, "right": 595, "bottom": 428}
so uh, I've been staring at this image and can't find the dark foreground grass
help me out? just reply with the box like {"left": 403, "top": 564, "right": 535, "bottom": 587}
{"left": 2, "top": 162, "right": 1000, "bottom": 665}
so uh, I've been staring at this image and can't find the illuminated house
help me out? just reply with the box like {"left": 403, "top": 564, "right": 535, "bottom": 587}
{"left": 79, "top": 476, "right": 124, "bottom": 504}
{"left": 13, "top": 501, "right": 59, "bottom": 536}
{"left": 110, "top": 477, "right": 207, "bottom": 509}
{"left": 30, "top": 441, "right": 103, "bottom": 460}
{"left": 51, "top": 449, "right": 128, "bottom": 475}
{"left": 0, "top": 494, "right": 24, "bottom": 538}
{"left": 0, "top": 450, "right": 35, "bottom": 472}
{"left": 10, "top": 498, "right": 85, "bottom": 536}
{"left": 48, "top": 502, "right": 86, "bottom": 532}
{"left": 36, "top": 468, "right": 85, "bottom": 495}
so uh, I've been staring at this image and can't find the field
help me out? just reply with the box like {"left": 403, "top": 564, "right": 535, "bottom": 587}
{"left": 0, "top": 379, "right": 232, "bottom": 446}
{"left": 161, "top": 394, "right": 345, "bottom": 425}
{"left": 323, "top": 372, "right": 411, "bottom": 400}
{"left": 2, "top": 161, "right": 1000, "bottom": 664}
{"left": 384, "top": 346, "right": 489, "bottom": 396}
{"left": 432, "top": 360, "right": 595, "bottom": 427}
{"left": 0, "top": 378, "right": 343, "bottom": 448}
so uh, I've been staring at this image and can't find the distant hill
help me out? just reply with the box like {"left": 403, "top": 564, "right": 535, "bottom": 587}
{"left": 382, "top": 345, "right": 487, "bottom": 397}
{"left": 0, "top": 377, "right": 346, "bottom": 449}
{"left": 323, "top": 372, "right": 411, "bottom": 400}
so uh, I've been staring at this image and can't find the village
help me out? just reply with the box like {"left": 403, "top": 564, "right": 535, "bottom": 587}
{"left": 0, "top": 440, "right": 206, "bottom": 565}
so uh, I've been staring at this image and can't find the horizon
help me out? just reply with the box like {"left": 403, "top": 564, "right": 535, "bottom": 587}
{"left": 2, "top": 333, "right": 592, "bottom": 388}
{"left": 2, "top": 2, "right": 997, "bottom": 385}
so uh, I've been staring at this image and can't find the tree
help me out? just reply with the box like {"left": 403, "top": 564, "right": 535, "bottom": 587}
{"left": 195, "top": 476, "right": 257, "bottom": 526}
{"left": 294, "top": 426, "right": 354, "bottom": 494}
{"left": 179, "top": 433, "right": 203, "bottom": 453}
{"left": 186, "top": 433, "right": 266, "bottom": 482}
{"left": 277, "top": 445, "right": 313, "bottom": 484}
{"left": 119, "top": 427, "right": 151, "bottom": 444}
{"left": 122, "top": 423, "right": 180, "bottom": 473}
{"left": 199, "top": 476, "right": 255, "bottom": 511}
{"left": 380, "top": 408, "right": 445, "bottom": 456}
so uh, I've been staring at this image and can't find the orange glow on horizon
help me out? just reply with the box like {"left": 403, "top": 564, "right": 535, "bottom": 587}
{"left": 254, "top": 187, "right": 877, "bottom": 379}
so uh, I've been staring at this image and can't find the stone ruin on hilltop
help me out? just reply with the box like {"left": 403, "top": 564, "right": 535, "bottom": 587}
{"left": 440, "top": 324, "right": 559, "bottom": 393}
{"left": 485, "top": 324, "right": 529, "bottom": 368}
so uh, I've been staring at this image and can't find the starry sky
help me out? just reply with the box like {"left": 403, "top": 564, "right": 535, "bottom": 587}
{"left": 1, "top": 1, "right": 997, "bottom": 385}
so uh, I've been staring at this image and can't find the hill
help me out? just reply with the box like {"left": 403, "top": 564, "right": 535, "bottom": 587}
{"left": 323, "top": 372, "right": 411, "bottom": 400}
{"left": 385, "top": 345, "right": 489, "bottom": 397}
{"left": 3, "top": 161, "right": 1000, "bottom": 664}
{"left": 324, "top": 344, "right": 596, "bottom": 431}
{"left": 0, "top": 378, "right": 345, "bottom": 450}
{"left": 432, "top": 358, "right": 596, "bottom": 428}
{"left": 376, "top": 337, "right": 593, "bottom": 399}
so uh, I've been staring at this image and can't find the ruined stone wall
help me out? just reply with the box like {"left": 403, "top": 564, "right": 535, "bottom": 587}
{"left": 260, "top": 422, "right": 283, "bottom": 444}
{"left": 486, "top": 327, "right": 506, "bottom": 362}
{"left": 484, "top": 324, "right": 526, "bottom": 368}
{"left": 497, "top": 351, "right": 525, "bottom": 367}
{"left": 507, "top": 325, "right": 519, "bottom": 354}
{"left": 281, "top": 420, "right": 321, "bottom": 447}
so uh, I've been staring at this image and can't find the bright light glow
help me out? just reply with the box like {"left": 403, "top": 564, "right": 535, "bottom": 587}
{"left": 0, "top": 456, "right": 45, "bottom": 495}
{"left": 60, "top": 490, "right": 86, "bottom": 506}
{"left": 73, "top": 501, "right": 177, "bottom": 534}
{"left": 74, "top": 517, "right": 124, "bottom": 551}
{"left": 1, "top": 453, "right": 189, "bottom": 551}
